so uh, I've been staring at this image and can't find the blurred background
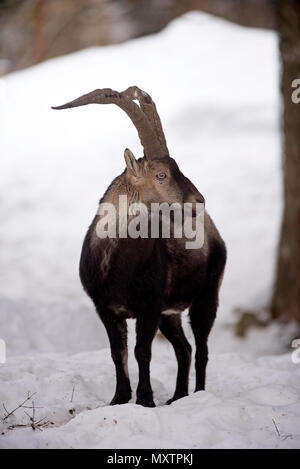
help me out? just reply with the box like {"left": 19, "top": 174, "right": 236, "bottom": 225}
{"left": 0, "top": 0, "right": 276, "bottom": 76}
{"left": 0, "top": 0, "right": 300, "bottom": 357}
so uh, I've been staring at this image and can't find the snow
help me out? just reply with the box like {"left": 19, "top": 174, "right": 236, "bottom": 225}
{"left": 1, "top": 11, "right": 299, "bottom": 449}
{"left": 0, "top": 347, "right": 299, "bottom": 449}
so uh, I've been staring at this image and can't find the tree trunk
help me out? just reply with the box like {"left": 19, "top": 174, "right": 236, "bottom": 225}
{"left": 271, "top": 0, "right": 300, "bottom": 322}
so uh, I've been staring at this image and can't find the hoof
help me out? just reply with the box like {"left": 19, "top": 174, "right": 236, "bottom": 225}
{"left": 110, "top": 394, "right": 131, "bottom": 405}
{"left": 166, "top": 393, "right": 187, "bottom": 405}
{"left": 136, "top": 397, "right": 156, "bottom": 408}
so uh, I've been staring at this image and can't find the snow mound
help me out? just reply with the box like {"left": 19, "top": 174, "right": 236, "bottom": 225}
{"left": 0, "top": 347, "right": 299, "bottom": 449}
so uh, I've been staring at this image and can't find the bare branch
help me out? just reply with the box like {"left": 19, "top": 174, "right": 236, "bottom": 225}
{"left": 2, "top": 392, "right": 36, "bottom": 421}
{"left": 70, "top": 384, "right": 75, "bottom": 403}
{"left": 272, "top": 418, "right": 281, "bottom": 438}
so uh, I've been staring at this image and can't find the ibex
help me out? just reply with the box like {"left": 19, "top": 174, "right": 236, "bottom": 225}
{"left": 52, "top": 87, "right": 226, "bottom": 407}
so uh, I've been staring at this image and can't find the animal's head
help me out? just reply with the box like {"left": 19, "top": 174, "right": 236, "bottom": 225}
{"left": 52, "top": 86, "right": 204, "bottom": 209}
{"left": 124, "top": 149, "right": 204, "bottom": 208}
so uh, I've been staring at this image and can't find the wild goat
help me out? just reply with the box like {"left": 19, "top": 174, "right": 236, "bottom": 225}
{"left": 52, "top": 87, "right": 226, "bottom": 407}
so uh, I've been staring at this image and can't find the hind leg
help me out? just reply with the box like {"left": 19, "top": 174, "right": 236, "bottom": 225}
{"left": 190, "top": 240, "right": 226, "bottom": 392}
{"left": 189, "top": 291, "right": 217, "bottom": 392}
{"left": 159, "top": 314, "right": 192, "bottom": 404}
{"left": 98, "top": 307, "right": 131, "bottom": 405}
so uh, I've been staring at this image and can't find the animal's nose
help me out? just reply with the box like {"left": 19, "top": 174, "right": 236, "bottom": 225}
{"left": 185, "top": 192, "right": 205, "bottom": 206}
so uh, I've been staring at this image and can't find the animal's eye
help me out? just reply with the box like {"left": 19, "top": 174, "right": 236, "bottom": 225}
{"left": 156, "top": 172, "right": 167, "bottom": 181}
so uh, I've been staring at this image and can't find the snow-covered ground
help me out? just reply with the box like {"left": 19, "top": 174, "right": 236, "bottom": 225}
{"left": 0, "top": 12, "right": 299, "bottom": 449}
{"left": 0, "top": 347, "right": 299, "bottom": 449}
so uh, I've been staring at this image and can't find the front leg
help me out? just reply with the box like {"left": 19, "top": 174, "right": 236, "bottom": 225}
{"left": 98, "top": 308, "right": 132, "bottom": 405}
{"left": 135, "top": 310, "right": 161, "bottom": 407}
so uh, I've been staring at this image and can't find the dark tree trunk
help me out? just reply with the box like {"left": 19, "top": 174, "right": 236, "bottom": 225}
{"left": 271, "top": 0, "right": 300, "bottom": 322}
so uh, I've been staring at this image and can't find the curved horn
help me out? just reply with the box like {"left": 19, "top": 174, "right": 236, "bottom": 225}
{"left": 121, "top": 86, "right": 169, "bottom": 158}
{"left": 52, "top": 88, "right": 162, "bottom": 160}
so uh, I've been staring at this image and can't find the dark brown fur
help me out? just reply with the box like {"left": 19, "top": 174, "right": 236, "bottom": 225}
{"left": 79, "top": 156, "right": 226, "bottom": 406}
{"left": 53, "top": 87, "right": 226, "bottom": 407}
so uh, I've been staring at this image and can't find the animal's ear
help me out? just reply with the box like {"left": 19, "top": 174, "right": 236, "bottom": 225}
{"left": 124, "top": 148, "right": 140, "bottom": 177}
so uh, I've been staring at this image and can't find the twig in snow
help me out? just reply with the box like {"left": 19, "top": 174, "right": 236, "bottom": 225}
{"left": 272, "top": 418, "right": 293, "bottom": 441}
{"left": 272, "top": 419, "right": 281, "bottom": 438}
{"left": 70, "top": 384, "right": 75, "bottom": 403}
{"left": 2, "top": 404, "right": 9, "bottom": 417}
{"left": 24, "top": 400, "right": 49, "bottom": 431}
{"left": 22, "top": 405, "right": 43, "bottom": 409}
{"left": 1, "top": 392, "right": 50, "bottom": 432}
{"left": 1, "top": 392, "right": 36, "bottom": 421}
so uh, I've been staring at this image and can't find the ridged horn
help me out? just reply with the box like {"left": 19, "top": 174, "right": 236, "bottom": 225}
{"left": 52, "top": 88, "right": 164, "bottom": 160}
